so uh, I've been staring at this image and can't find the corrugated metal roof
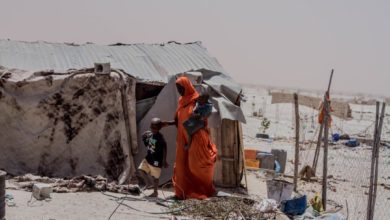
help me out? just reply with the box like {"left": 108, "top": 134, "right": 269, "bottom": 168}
{"left": 0, "top": 40, "right": 226, "bottom": 82}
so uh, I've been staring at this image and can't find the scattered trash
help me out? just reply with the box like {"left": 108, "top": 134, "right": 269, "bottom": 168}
{"left": 256, "top": 133, "right": 270, "bottom": 139}
{"left": 339, "top": 134, "right": 350, "bottom": 140}
{"left": 345, "top": 138, "right": 360, "bottom": 147}
{"left": 294, "top": 206, "right": 346, "bottom": 220}
{"left": 216, "top": 191, "right": 233, "bottom": 197}
{"left": 266, "top": 179, "right": 293, "bottom": 203}
{"left": 332, "top": 133, "right": 340, "bottom": 142}
{"left": 10, "top": 174, "right": 139, "bottom": 194}
{"left": 128, "top": 184, "right": 141, "bottom": 195}
{"left": 299, "top": 165, "right": 316, "bottom": 181}
{"left": 281, "top": 195, "right": 307, "bottom": 216}
{"left": 253, "top": 199, "right": 278, "bottom": 212}
{"left": 310, "top": 193, "right": 323, "bottom": 213}
{"left": 381, "top": 183, "right": 390, "bottom": 190}
{"left": 169, "top": 197, "right": 277, "bottom": 219}
{"left": 32, "top": 183, "right": 53, "bottom": 200}
{"left": 5, "top": 194, "right": 16, "bottom": 207}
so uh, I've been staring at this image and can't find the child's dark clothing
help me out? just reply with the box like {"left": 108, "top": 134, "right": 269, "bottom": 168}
{"left": 142, "top": 131, "right": 166, "bottom": 168}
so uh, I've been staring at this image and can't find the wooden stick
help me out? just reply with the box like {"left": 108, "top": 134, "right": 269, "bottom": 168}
{"left": 313, "top": 69, "right": 333, "bottom": 174}
{"left": 239, "top": 123, "right": 248, "bottom": 191}
{"left": 322, "top": 96, "right": 330, "bottom": 211}
{"left": 367, "top": 102, "right": 380, "bottom": 220}
{"left": 322, "top": 69, "right": 333, "bottom": 211}
{"left": 238, "top": 122, "right": 248, "bottom": 190}
{"left": 312, "top": 123, "right": 324, "bottom": 173}
{"left": 294, "top": 93, "right": 300, "bottom": 192}
{"left": 327, "top": 69, "right": 334, "bottom": 93}
{"left": 370, "top": 103, "right": 386, "bottom": 220}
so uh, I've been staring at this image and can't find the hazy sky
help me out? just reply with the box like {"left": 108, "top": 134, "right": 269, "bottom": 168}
{"left": 1, "top": 0, "right": 389, "bottom": 96}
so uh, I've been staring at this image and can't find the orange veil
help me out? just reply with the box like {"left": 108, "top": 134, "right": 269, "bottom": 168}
{"left": 173, "top": 76, "right": 217, "bottom": 199}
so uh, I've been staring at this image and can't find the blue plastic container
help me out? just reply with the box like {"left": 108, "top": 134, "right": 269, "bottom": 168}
{"left": 345, "top": 138, "right": 360, "bottom": 147}
{"left": 332, "top": 133, "right": 340, "bottom": 142}
{"left": 281, "top": 195, "right": 307, "bottom": 216}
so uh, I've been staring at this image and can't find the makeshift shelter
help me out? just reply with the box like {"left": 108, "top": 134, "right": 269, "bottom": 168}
{"left": 0, "top": 40, "right": 246, "bottom": 187}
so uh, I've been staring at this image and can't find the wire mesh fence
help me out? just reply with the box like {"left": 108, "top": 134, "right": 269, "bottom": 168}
{"left": 295, "top": 117, "right": 390, "bottom": 220}
{"left": 374, "top": 147, "right": 390, "bottom": 220}
{"left": 243, "top": 87, "right": 389, "bottom": 219}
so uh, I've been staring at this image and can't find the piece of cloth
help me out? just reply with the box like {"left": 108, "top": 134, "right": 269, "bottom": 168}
{"left": 173, "top": 76, "right": 217, "bottom": 200}
{"left": 318, "top": 94, "right": 333, "bottom": 125}
{"left": 194, "top": 101, "right": 213, "bottom": 118}
{"left": 183, "top": 101, "right": 212, "bottom": 136}
{"left": 183, "top": 118, "right": 206, "bottom": 136}
{"left": 138, "top": 159, "right": 162, "bottom": 179}
{"left": 142, "top": 131, "right": 166, "bottom": 168}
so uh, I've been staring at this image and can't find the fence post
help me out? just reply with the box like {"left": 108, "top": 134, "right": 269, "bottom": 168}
{"left": 370, "top": 103, "right": 386, "bottom": 220}
{"left": 313, "top": 69, "right": 333, "bottom": 174}
{"left": 294, "top": 93, "right": 299, "bottom": 192}
{"left": 322, "top": 95, "right": 330, "bottom": 211}
{"left": 321, "top": 69, "right": 333, "bottom": 211}
{"left": 367, "top": 102, "right": 380, "bottom": 220}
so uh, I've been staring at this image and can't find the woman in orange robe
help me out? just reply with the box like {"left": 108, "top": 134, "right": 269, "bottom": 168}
{"left": 167, "top": 76, "right": 217, "bottom": 199}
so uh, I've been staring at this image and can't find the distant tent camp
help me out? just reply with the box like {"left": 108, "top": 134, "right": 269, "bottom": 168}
{"left": 0, "top": 40, "right": 246, "bottom": 187}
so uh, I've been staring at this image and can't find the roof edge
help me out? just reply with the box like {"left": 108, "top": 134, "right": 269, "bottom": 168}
{"left": 0, "top": 39, "right": 203, "bottom": 47}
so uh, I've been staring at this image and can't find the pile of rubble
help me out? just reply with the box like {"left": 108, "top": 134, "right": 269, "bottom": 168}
{"left": 8, "top": 174, "right": 140, "bottom": 194}
{"left": 170, "top": 196, "right": 278, "bottom": 220}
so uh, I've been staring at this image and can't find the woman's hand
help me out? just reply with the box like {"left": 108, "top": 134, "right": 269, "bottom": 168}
{"left": 162, "top": 120, "right": 177, "bottom": 127}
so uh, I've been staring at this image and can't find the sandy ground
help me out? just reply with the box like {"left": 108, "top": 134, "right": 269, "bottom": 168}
{"left": 5, "top": 187, "right": 175, "bottom": 220}
{"left": 5, "top": 172, "right": 288, "bottom": 220}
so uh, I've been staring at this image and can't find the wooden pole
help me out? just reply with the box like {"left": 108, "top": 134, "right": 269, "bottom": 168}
{"left": 322, "top": 96, "right": 330, "bottom": 211}
{"left": 313, "top": 69, "right": 334, "bottom": 174}
{"left": 321, "top": 69, "right": 333, "bottom": 211}
{"left": 326, "top": 70, "right": 334, "bottom": 93}
{"left": 312, "top": 123, "right": 323, "bottom": 173}
{"left": 294, "top": 93, "right": 300, "bottom": 192}
{"left": 238, "top": 122, "right": 248, "bottom": 192}
{"left": 370, "top": 103, "right": 386, "bottom": 220}
{"left": 367, "top": 102, "right": 380, "bottom": 220}
{"left": 238, "top": 122, "right": 248, "bottom": 191}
